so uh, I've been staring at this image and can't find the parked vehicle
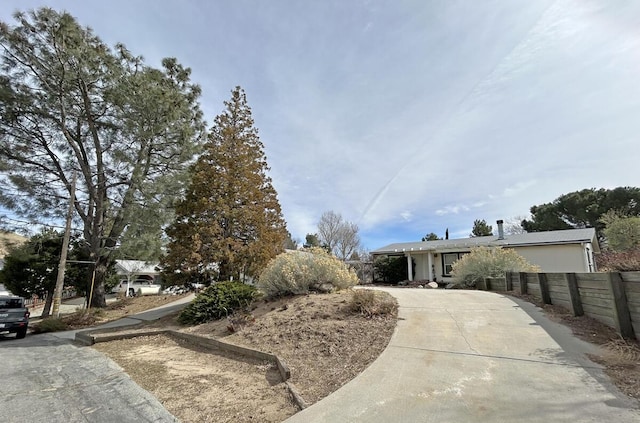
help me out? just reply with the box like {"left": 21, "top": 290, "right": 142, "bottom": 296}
{"left": 112, "top": 280, "right": 162, "bottom": 297}
{"left": 0, "top": 296, "right": 30, "bottom": 339}
{"left": 163, "top": 285, "right": 187, "bottom": 295}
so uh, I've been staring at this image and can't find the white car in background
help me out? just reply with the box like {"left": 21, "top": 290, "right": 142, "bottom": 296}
{"left": 112, "top": 280, "right": 161, "bottom": 297}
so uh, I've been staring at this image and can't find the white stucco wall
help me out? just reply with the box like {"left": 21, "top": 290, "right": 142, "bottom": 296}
{"left": 511, "top": 244, "right": 591, "bottom": 272}
{"left": 402, "top": 242, "right": 593, "bottom": 282}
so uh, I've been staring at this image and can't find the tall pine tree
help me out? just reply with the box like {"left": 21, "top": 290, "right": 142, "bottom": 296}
{"left": 0, "top": 9, "right": 204, "bottom": 307}
{"left": 162, "top": 87, "right": 287, "bottom": 283}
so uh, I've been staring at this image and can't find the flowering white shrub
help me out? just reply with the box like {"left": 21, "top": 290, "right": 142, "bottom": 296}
{"left": 257, "top": 247, "right": 359, "bottom": 297}
{"left": 451, "top": 246, "right": 540, "bottom": 287}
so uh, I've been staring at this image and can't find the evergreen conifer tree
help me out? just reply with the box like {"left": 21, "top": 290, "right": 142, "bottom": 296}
{"left": 162, "top": 87, "right": 287, "bottom": 282}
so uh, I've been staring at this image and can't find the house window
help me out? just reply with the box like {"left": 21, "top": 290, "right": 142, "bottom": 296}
{"left": 442, "top": 252, "right": 467, "bottom": 276}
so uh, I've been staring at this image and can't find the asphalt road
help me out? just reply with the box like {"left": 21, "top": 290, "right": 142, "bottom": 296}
{"left": 0, "top": 319, "right": 178, "bottom": 422}
{"left": 286, "top": 288, "right": 640, "bottom": 423}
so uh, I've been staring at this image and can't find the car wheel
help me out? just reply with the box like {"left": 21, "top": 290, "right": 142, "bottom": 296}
{"left": 128, "top": 288, "right": 136, "bottom": 297}
{"left": 16, "top": 327, "right": 27, "bottom": 339}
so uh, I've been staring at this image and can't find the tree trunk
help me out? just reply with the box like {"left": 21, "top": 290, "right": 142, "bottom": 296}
{"left": 89, "top": 258, "right": 108, "bottom": 308}
{"left": 41, "top": 288, "right": 54, "bottom": 318}
{"left": 216, "top": 259, "right": 229, "bottom": 282}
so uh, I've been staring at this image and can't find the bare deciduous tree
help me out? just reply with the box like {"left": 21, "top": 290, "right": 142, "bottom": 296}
{"left": 317, "top": 211, "right": 361, "bottom": 260}
{"left": 504, "top": 216, "right": 528, "bottom": 235}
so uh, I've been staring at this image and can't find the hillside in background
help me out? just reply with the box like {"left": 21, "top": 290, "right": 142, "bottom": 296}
{"left": 0, "top": 231, "right": 27, "bottom": 258}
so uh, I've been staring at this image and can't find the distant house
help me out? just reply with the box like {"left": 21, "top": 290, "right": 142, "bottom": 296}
{"left": 371, "top": 221, "right": 599, "bottom": 283}
{"left": 114, "top": 260, "right": 161, "bottom": 284}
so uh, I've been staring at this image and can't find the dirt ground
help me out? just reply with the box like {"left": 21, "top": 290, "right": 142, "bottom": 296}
{"left": 89, "top": 287, "right": 640, "bottom": 421}
{"left": 507, "top": 293, "right": 640, "bottom": 400}
{"left": 93, "top": 334, "right": 297, "bottom": 423}
{"left": 93, "top": 290, "right": 398, "bottom": 423}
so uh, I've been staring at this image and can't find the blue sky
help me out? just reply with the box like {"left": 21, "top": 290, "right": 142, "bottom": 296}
{"left": 1, "top": 0, "right": 639, "bottom": 250}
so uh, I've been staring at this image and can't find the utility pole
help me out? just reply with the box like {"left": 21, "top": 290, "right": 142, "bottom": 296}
{"left": 52, "top": 172, "right": 77, "bottom": 319}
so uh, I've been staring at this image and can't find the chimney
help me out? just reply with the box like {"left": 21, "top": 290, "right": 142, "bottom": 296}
{"left": 497, "top": 220, "right": 504, "bottom": 240}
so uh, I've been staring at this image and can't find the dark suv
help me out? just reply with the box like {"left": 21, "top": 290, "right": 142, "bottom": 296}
{"left": 0, "top": 296, "right": 30, "bottom": 339}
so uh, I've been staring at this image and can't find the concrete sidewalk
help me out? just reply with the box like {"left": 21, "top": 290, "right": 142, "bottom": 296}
{"left": 285, "top": 288, "right": 640, "bottom": 423}
{"left": 49, "top": 293, "right": 195, "bottom": 341}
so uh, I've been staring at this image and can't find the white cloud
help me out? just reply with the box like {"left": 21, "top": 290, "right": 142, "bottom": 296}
{"left": 503, "top": 180, "right": 537, "bottom": 197}
{"left": 1, "top": 0, "right": 638, "bottom": 249}
{"left": 400, "top": 211, "right": 413, "bottom": 222}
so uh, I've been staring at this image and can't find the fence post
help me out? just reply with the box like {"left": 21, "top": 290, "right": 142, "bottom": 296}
{"left": 505, "top": 272, "right": 512, "bottom": 291}
{"left": 607, "top": 272, "right": 635, "bottom": 339}
{"left": 519, "top": 272, "right": 528, "bottom": 295}
{"left": 564, "top": 273, "right": 584, "bottom": 316}
{"left": 537, "top": 273, "right": 552, "bottom": 305}
{"left": 479, "top": 278, "right": 487, "bottom": 291}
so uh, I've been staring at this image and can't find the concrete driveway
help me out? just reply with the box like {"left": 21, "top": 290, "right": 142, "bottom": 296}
{"left": 0, "top": 333, "right": 177, "bottom": 422}
{"left": 286, "top": 288, "right": 640, "bottom": 423}
{"left": 0, "top": 295, "right": 195, "bottom": 422}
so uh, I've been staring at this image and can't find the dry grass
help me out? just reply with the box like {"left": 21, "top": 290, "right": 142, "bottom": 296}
{"left": 63, "top": 309, "right": 103, "bottom": 328}
{"left": 134, "top": 290, "right": 399, "bottom": 407}
{"left": 593, "top": 338, "right": 640, "bottom": 401}
{"left": 602, "top": 339, "right": 640, "bottom": 363}
{"left": 216, "top": 291, "right": 398, "bottom": 404}
{"left": 94, "top": 334, "right": 297, "bottom": 423}
{"left": 349, "top": 289, "right": 398, "bottom": 317}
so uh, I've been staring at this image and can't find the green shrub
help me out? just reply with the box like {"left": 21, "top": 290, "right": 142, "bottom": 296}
{"left": 178, "top": 281, "right": 257, "bottom": 325}
{"left": 32, "top": 317, "right": 68, "bottom": 333}
{"left": 602, "top": 215, "right": 640, "bottom": 252}
{"left": 349, "top": 289, "right": 398, "bottom": 317}
{"left": 257, "top": 247, "right": 359, "bottom": 297}
{"left": 373, "top": 256, "right": 410, "bottom": 284}
{"left": 451, "top": 246, "right": 540, "bottom": 287}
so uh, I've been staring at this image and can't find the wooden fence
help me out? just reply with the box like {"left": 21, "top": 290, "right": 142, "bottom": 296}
{"left": 24, "top": 288, "right": 77, "bottom": 309}
{"left": 487, "top": 272, "right": 640, "bottom": 341}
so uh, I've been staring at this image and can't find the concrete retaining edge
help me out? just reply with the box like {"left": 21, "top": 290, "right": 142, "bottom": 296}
{"left": 75, "top": 321, "right": 146, "bottom": 345}
{"left": 77, "top": 326, "right": 308, "bottom": 411}
{"left": 286, "top": 381, "right": 309, "bottom": 410}
{"left": 168, "top": 330, "right": 291, "bottom": 381}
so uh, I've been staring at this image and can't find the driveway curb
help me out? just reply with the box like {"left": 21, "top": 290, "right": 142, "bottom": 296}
{"left": 78, "top": 326, "right": 308, "bottom": 410}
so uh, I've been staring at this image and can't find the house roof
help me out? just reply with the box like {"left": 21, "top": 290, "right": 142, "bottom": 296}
{"left": 372, "top": 228, "right": 599, "bottom": 255}
{"left": 114, "top": 260, "right": 160, "bottom": 275}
